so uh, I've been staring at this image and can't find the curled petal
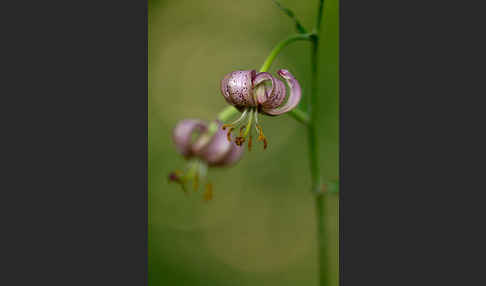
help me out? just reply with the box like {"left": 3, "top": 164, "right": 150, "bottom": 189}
{"left": 262, "top": 69, "right": 302, "bottom": 115}
{"left": 172, "top": 119, "right": 207, "bottom": 158}
{"left": 253, "top": 72, "right": 275, "bottom": 105}
{"left": 215, "top": 144, "right": 244, "bottom": 167}
{"left": 263, "top": 77, "right": 286, "bottom": 111}
{"left": 209, "top": 139, "right": 244, "bottom": 167}
{"left": 220, "top": 70, "right": 257, "bottom": 108}
{"left": 194, "top": 124, "right": 233, "bottom": 165}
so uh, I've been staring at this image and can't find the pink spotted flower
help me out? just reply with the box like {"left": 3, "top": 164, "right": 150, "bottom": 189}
{"left": 220, "top": 69, "right": 302, "bottom": 150}
{"left": 169, "top": 119, "right": 243, "bottom": 201}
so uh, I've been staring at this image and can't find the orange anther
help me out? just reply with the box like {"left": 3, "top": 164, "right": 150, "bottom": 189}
{"left": 204, "top": 183, "right": 213, "bottom": 201}
{"left": 226, "top": 127, "right": 234, "bottom": 142}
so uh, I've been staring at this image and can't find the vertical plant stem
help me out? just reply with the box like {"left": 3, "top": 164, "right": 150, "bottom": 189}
{"left": 309, "top": 33, "right": 321, "bottom": 196}
{"left": 315, "top": 193, "right": 328, "bottom": 286}
{"left": 310, "top": 37, "right": 327, "bottom": 286}
{"left": 309, "top": 0, "right": 328, "bottom": 286}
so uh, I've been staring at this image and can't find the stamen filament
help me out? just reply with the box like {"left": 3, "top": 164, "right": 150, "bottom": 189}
{"left": 222, "top": 109, "right": 248, "bottom": 130}
{"left": 256, "top": 124, "right": 268, "bottom": 150}
{"left": 239, "top": 125, "right": 246, "bottom": 136}
{"left": 242, "top": 109, "right": 254, "bottom": 138}
{"left": 235, "top": 124, "right": 246, "bottom": 146}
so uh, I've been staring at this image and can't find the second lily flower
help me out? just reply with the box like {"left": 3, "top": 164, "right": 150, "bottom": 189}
{"left": 220, "top": 69, "right": 302, "bottom": 150}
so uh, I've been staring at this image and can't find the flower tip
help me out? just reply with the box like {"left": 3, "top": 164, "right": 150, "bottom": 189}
{"left": 276, "top": 69, "right": 293, "bottom": 80}
{"left": 264, "top": 69, "right": 301, "bottom": 116}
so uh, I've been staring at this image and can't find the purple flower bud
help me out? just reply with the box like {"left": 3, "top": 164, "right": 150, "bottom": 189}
{"left": 203, "top": 126, "right": 244, "bottom": 167}
{"left": 172, "top": 119, "right": 207, "bottom": 158}
{"left": 172, "top": 119, "right": 243, "bottom": 167}
{"left": 193, "top": 123, "right": 243, "bottom": 167}
{"left": 170, "top": 119, "right": 244, "bottom": 200}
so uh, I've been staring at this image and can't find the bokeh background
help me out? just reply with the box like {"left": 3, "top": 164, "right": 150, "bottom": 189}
{"left": 149, "top": 0, "right": 339, "bottom": 285}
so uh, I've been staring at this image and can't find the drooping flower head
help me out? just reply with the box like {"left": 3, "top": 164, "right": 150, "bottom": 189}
{"left": 169, "top": 119, "right": 243, "bottom": 201}
{"left": 220, "top": 69, "right": 301, "bottom": 150}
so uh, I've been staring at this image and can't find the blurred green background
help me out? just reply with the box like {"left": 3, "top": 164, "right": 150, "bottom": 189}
{"left": 149, "top": 0, "right": 339, "bottom": 285}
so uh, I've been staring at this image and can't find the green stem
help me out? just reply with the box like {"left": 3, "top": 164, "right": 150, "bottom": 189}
{"left": 310, "top": 33, "right": 326, "bottom": 286}
{"left": 259, "top": 33, "right": 314, "bottom": 73}
{"left": 316, "top": 0, "right": 325, "bottom": 35}
{"left": 309, "top": 26, "right": 322, "bottom": 196}
{"left": 310, "top": 1, "right": 328, "bottom": 286}
{"left": 315, "top": 194, "right": 328, "bottom": 286}
{"left": 309, "top": 43, "right": 321, "bottom": 193}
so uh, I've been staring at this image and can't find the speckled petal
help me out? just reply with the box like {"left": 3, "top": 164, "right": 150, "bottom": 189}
{"left": 220, "top": 70, "right": 257, "bottom": 108}
{"left": 172, "top": 119, "right": 207, "bottom": 158}
{"left": 263, "top": 69, "right": 302, "bottom": 115}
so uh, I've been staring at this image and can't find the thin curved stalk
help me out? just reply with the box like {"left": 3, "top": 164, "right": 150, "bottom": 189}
{"left": 259, "top": 33, "right": 314, "bottom": 73}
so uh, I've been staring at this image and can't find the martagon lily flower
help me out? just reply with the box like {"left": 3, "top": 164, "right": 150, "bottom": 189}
{"left": 169, "top": 119, "right": 244, "bottom": 201}
{"left": 220, "top": 69, "right": 302, "bottom": 150}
